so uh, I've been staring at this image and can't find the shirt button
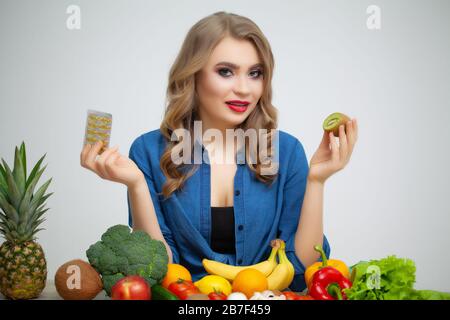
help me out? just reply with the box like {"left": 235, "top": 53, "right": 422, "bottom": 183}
{"left": 238, "top": 259, "right": 243, "bottom": 265}
{"left": 238, "top": 225, "right": 244, "bottom": 231}
{"left": 235, "top": 190, "right": 240, "bottom": 196}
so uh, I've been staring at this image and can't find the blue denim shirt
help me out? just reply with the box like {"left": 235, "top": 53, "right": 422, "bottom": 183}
{"left": 127, "top": 129, "right": 330, "bottom": 291}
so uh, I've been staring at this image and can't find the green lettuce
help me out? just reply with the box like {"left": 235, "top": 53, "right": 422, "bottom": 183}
{"left": 410, "top": 290, "right": 450, "bottom": 300}
{"left": 344, "top": 255, "right": 450, "bottom": 300}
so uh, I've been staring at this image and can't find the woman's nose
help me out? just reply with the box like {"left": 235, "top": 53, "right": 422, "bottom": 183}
{"left": 233, "top": 74, "right": 251, "bottom": 96}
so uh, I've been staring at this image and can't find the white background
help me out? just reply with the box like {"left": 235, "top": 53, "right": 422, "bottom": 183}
{"left": 1, "top": 0, "right": 449, "bottom": 291}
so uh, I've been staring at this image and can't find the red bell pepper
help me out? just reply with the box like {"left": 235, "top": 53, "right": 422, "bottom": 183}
{"left": 309, "top": 266, "right": 352, "bottom": 300}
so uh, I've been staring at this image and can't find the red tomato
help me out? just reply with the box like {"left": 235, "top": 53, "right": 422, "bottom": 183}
{"left": 283, "top": 291, "right": 301, "bottom": 300}
{"left": 282, "top": 291, "right": 314, "bottom": 300}
{"left": 111, "top": 275, "right": 151, "bottom": 300}
{"left": 208, "top": 292, "right": 227, "bottom": 300}
{"left": 168, "top": 279, "right": 200, "bottom": 300}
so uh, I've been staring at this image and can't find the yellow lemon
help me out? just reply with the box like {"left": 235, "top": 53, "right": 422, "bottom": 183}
{"left": 194, "top": 275, "right": 232, "bottom": 295}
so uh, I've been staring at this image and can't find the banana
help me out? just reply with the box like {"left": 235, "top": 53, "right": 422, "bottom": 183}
{"left": 202, "top": 245, "right": 278, "bottom": 281}
{"left": 266, "top": 239, "right": 295, "bottom": 291}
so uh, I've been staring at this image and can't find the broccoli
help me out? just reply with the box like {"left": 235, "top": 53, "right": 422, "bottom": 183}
{"left": 86, "top": 224, "right": 168, "bottom": 296}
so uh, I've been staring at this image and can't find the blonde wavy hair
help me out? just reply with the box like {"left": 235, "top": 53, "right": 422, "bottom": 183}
{"left": 159, "top": 11, "right": 278, "bottom": 199}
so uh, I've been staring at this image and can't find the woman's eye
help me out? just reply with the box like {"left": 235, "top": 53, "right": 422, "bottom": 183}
{"left": 217, "top": 68, "right": 263, "bottom": 78}
{"left": 250, "top": 69, "right": 263, "bottom": 78}
{"left": 218, "top": 68, "right": 233, "bottom": 77}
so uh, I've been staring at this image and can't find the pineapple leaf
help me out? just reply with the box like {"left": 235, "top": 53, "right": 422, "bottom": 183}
{"left": 28, "top": 198, "right": 51, "bottom": 230}
{"left": 19, "top": 141, "right": 27, "bottom": 180}
{"left": 11, "top": 230, "right": 20, "bottom": 239}
{"left": 0, "top": 229, "right": 14, "bottom": 243}
{"left": 0, "top": 219, "right": 16, "bottom": 233}
{"left": 12, "top": 146, "right": 26, "bottom": 196}
{"left": 18, "top": 223, "right": 26, "bottom": 236}
{"left": 27, "top": 193, "right": 53, "bottom": 224}
{"left": 31, "top": 203, "right": 47, "bottom": 220}
{"left": 0, "top": 191, "right": 20, "bottom": 225}
{"left": 29, "top": 178, "right": 52, "bottom": 211}
{"left": 25, "top": 153, "right": 46, "bottom": 191}
{"left": 0, "top": 209, "right": 9, "bottom": 226}
{"left": 0, "top": 208, "right": 18, "bottom": 236}
{"left": 0, "top": 161, "right": 5, "bottom": 178}
{"left": 35, "top": 193, "right": 53, "bottom": 211}
{"left": 30, "top": 228, "right": 45, "bottom": 240}
{"left": 35, "top": 202, "right": 47, "bottom": 213}
{"left": 0, "top": 191, "right": 9, "bottom": 215}
{"left": 18, "top": 165, "right": 46, "bottom": 225}
{"left": 37, "top": 192, "right": 53, "bottom": 208}
{"left": 0, "top": 163, "right": 7, "bottom": 197}
{"left": 0, "top": 207, "right": 18, "bottom": 231}
{"left": 32, "top": 217, "right": 46, "bottom": 230}
{"left": 0, "top": 220, "right": 12, "bottom": 234}
{"left": 1, "top": 159, "right": 22, "bottom": 209}
{"left": 27, "top": 208, "right": 49, "bottom": 231}
{"left": 35, "top": 207, "right": 49, "bottom": 219}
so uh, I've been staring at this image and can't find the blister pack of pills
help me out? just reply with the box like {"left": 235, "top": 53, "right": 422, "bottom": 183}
{"left": 83, "top": 109, "right": 112, "bottom": 154}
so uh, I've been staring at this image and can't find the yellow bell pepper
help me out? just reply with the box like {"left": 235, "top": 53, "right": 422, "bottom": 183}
{"left": 304, "top": 245, "right": 350, "bottom": 290}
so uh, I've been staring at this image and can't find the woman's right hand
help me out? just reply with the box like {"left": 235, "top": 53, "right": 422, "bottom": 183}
{"left": 80, "top": 141, "right": 145, "bottom": 188}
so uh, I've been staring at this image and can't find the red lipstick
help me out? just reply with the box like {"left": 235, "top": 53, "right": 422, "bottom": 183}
{"left": 225, "top": 100, "right": 250, "bottom": 113}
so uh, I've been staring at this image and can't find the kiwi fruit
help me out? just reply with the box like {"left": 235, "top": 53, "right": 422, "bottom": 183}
{"left": 323, "top": 112, "right": 351, "bottom": 137}
{"left": 55, "top": 259, "right": 103, "bottom": 300}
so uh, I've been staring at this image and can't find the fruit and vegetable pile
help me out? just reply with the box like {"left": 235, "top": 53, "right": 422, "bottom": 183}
{"left": 2, "top": 120, "right": 450, "bottom": 301}
{"left": 52, "top": 225, "right": 450, "bottom": 300}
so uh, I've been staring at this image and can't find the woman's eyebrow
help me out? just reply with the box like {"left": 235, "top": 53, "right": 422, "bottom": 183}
{"left": 215, "top": 62, "right": 263, "bottom": 70}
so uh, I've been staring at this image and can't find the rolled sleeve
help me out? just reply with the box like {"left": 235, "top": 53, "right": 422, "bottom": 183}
{"left": 127, "top": 135, "right": 180, "bottom": 263}
{"left": 277, "top": 138, "right": 331, "bottom": 292}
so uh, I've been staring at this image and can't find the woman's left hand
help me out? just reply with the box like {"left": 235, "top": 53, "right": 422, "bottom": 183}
{"left": 308, "top": 118, "right": 358, "bottom": 184}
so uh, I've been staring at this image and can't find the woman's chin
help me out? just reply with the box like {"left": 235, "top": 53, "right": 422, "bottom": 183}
{"left": 221, "top": 114, "right": 249, "bottom": 128}
{"left": 223, "top": 108, "right": 254, "bottom": 126}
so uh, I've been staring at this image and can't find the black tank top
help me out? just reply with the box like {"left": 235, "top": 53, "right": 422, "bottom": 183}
{"left": 210, "top": 206, "right": 236, "bottom": 254}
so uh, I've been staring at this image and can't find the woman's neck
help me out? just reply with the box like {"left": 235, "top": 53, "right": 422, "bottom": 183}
{"left": 200, "top": 125, "right": 243, "bottom": 165}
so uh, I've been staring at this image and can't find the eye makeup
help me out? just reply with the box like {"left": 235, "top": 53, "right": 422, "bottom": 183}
{"left": 217, "top": 67, "right": 263, "bottom": 79}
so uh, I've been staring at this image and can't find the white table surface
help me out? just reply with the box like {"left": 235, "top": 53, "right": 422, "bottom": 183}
{"left": 0, "top": 280, "right": 109, "bottom": 300}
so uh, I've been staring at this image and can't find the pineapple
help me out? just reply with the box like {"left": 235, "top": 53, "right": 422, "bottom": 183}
{"left": 0, "top": 142, "right": 52, "bottom": 299}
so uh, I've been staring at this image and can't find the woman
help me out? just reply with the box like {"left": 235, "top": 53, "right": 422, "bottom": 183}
{"left": 80, "top": 11, "right": 358, "bottom": 291}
